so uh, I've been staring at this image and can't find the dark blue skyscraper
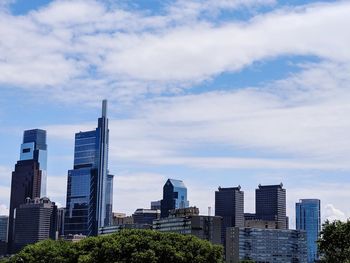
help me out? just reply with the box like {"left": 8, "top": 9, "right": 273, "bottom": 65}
{"left": 256, "top": 183, "right": 287, "bottom": 229}
{"left": 64, "top": 100, "right": 113, "bottom": 236}
{"left": 160, "top": 179, "right": 189, "bottom": 218}
{"left": 296, "top": 199, "right": 321, "bottom": 263}
{"left": 215, "top": 186, "right": 244, "bottom": 246}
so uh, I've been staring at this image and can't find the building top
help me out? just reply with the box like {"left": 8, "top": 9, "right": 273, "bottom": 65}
{"left": 23, "top": 129, "right": 47, "bottom": 150}
{"left": 102, "top": 99, "right": 107, "bottom": 117}
{"left": 169, "top": 207, "right": 199, "bottom": 217}
{"left": 217, "top": 185, "right": 241, "bottom": 191}
{"left": 167, "top": 179, "right": 186, "bottom": 189}
{"left": 298, "top": 199, "right": 320, "bottom": 203}
{"left": 133, "top": 209, "right": 160, "bottom": 214}
{"left": 257, "top": 183, "right": 284, "bottom": 189}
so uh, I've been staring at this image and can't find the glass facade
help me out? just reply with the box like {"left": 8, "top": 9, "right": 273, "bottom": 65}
{"left": 64, "top": 100, "right": 113, "bottom": 236}
{"left": 160, "top": 179, "right": 189, "bottom": 218}
{"left": 296, "top": 199, "right": 321, "bottom": 263}
{"left": 0, "top": 216, "right": 8, "bottom": 242}
{"left": 20, "top": 129, "right": 47, "bottom": 197}
{"left": 226, "top": 227, "right": 308, "bottom": 263}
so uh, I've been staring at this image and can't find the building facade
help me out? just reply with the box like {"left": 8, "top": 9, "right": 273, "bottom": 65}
{"left": 255, "top": 184, "right": 287, "bottom": 229}
{"left": 226, "top": 227, "right": 307, "bottom": 263}
{"left": 296, "top": 199, "right": 321, "bottom": 263}
{"left": 160, "top": 179, "right": 189, "bottom": 218}
{"left": 13, "top": 198, "right": 57, "bottom": 253}
{"left": 154, "top": 207, "right": 222, "bottom": 245}
{"left": 0, "top": 216, "right": 8, "bottom": 255}
{"left": 112, "top": 213, "right": 134, "bottom": 226}
{"left": 64, "top": 100, "right": 113, "bottom": 236}
{"left": 215, "top": 186, "right": 244, "bottom": 245}
{"left": 8, "top": 129, "right": 47, "bottom": 253}
{"left": 132, "top": 209, "right": 160, "bottom": 225}
{"left": 151, "top": 200, "right": 161, "bottom": 210}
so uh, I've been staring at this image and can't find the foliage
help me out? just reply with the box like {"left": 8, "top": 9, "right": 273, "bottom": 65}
{"left": 318, "top": 219, "right": 350, "bottom": 263}
{"left": 2, "top": 229, "right": 223, "bottom": 263}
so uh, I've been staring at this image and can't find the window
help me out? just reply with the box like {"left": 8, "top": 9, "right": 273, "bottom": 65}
{"left": 22, "top": 148, "right": 31, "bottom": 153}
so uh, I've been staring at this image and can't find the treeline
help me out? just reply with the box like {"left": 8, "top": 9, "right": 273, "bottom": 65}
{"left": 1, "top": 229, "right": 223, "bottom": 263}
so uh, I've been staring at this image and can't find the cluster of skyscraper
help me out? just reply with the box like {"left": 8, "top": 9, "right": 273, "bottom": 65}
{"left": 0, "top": 100, "right": 321, "bottom": 263}
{"left": 2, "top": 100, "right": 113, "bottom": 254}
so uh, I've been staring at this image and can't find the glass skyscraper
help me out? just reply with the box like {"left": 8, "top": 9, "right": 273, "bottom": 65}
{"left": 160, "top": 179, "right": 189, "bottom": 218}
{"left": 8, "top": 129, "right": 47, "bottom": 253}
{"left": 64, "top": 100, "right": 113, "bottom": 236}
{"left": 296, "top": 199, "right": 321, "bottom": 263}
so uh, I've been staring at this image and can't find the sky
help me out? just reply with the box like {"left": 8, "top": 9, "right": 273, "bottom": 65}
{"left": 0, "top": 0, "right": 349, "bottom": 228}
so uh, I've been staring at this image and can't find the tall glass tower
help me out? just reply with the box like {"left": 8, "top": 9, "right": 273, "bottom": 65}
{"left": 8, "top": 129, "right": 47, "bottom": 253}
{"left": 160, "top": 179, "right": 189, "bottom": 218}
{"left": 296, "top": 199, "right": 321, "bottom": 263}
{"left": 64, "top": 100, "right": 113, "bottom": 236}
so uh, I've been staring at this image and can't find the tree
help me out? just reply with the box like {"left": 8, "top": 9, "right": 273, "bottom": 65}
{"left": 2, "top": 229, "right": 223, "bottom": 263}
{"left": 318, "top": 219, "right": 350, "bottom": 262}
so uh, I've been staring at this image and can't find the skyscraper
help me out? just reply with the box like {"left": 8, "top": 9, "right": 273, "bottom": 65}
{"left": 296, "top": 199, "right": 321, "bottom": 263}
{"left": 215, "top": 186, "right": 244, "bottom": 245}
{"left": 160, "top": 179, "right": 189, "bottom": 218}
{"left": 8, "top": 129, "right": 47, "bottom": 253}
{"left": 255, "top": 183, "right": 287, "bottom": 229}
{"left": 13, "top": 197, "right": 57, "bottom": 253}
{"left": 64, "top": 100, "right": 113, "bottom": 236}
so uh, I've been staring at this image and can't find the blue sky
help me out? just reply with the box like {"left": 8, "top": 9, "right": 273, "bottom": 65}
{"left": 1, "top": 0, "right": 350, "bottom": 227}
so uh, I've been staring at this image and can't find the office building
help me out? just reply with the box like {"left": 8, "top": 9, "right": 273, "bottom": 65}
{"left": 226, "top": 227, "right": 307, "bottom": 263}
{"left": 0, "top": 216, "right": 8, "bottom": 255}
{"left": 8, "top": 129, "right": 47, "bottom": 253}
{"left": 99, "top": 223, "right": 152, "bottom": 235}
{"left": 132, "top": 209, "right": 160, "bottom": 225}
{"left": 296, "top": 199, "right": 321, "bottom": 263}
{"left": 64, "top": 100, "right": 113, "bottom": 236}
{"left": 13, "top": 197, "right": 57, "bottom": 253}
{"left": 112, "top": 213, "right": 133, "bottom": 225}
{"left": 151, "top": 200, "right": 161, "bottom": 210}
{"left": 255, "top": 183, "right": 287, "bottom": 229}
{"left": 160, "top": 179, "right": 189, "bottom": 218}
{"left": 215, "top": 186, "right": 244, "bottom": 245}
{"left": 154, "top": 207, "right": 222, "bottom": 245}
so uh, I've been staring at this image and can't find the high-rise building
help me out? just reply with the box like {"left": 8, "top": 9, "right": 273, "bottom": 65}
{"left": 255, "top": 183, "right": 287, "bottom": 229}
{"left": 56, "top": 207, "right": 65, "bottom": 238}
{"left": 0, "top": 216, "right": 8, "bottom": 255}
{"left": 226, "top": 227, "right": 307, "bottom": 263}
{"left": 8, "top": 129, "right": 47, "bottom": 253}
{"left": 215, "top": 186, "right": 244, "bottom": 245}
{"left": 160, "top": 179, "right": 189, "bottom": 218}
{"left": 64, "top": 100, "right": 113, "bottom": 236}
{"left": 13, "top": 197, "right": 57, "bottom": 253}
{"left": 296, "top": 199, "right": 321, "bottom": 263}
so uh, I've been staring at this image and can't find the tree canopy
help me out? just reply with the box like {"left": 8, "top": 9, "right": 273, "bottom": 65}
{"left": 1, "top": 229, "right": 223, "bottom": 263}
{"left": 318, "top": 219, "right": 350, "bottom": 262}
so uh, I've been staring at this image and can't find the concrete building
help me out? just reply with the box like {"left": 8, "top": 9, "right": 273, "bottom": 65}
{"left": 132, "top": 209, "right": 160, "bottom": 225}
{"left": 226, "top": 227, "right": 307, "bottom": 263}
{"left": 13, "top": 197, "right": 57, "bottom": 253}
{"left": 98, "top": 224, "right": 152, "bottom": 235}
{"left": 112, "top": 213, "right": 133, "bottom": 225}
{"left": 153, "top": 207, "right": 222, "bottom": 245}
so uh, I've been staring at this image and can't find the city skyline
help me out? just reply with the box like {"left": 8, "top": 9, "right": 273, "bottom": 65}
{"left": 1, "top": 0, "right": 350, "bottom": 230}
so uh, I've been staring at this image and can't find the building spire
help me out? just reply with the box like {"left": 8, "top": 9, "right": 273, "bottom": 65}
{"left": 102, "top": 99, "right": 107, "bottom": 117}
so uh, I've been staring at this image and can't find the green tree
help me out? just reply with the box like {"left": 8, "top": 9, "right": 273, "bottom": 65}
{"left": 3, "top": 229, "right": 223, "bottom": 263}
{"left": 318, "top": 219, "right": 350, "bottom": 262}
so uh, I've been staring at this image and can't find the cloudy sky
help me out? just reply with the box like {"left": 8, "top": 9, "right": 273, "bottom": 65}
{"left": 0, "top": 0, "right": 349, "bottom": 227}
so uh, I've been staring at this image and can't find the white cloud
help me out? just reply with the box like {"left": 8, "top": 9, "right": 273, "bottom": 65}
{"left": 324, "top": 204, "right": 347, "bottom": 222}
{"left": 0, "top": 1, "right": 349, "bottom": 104}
